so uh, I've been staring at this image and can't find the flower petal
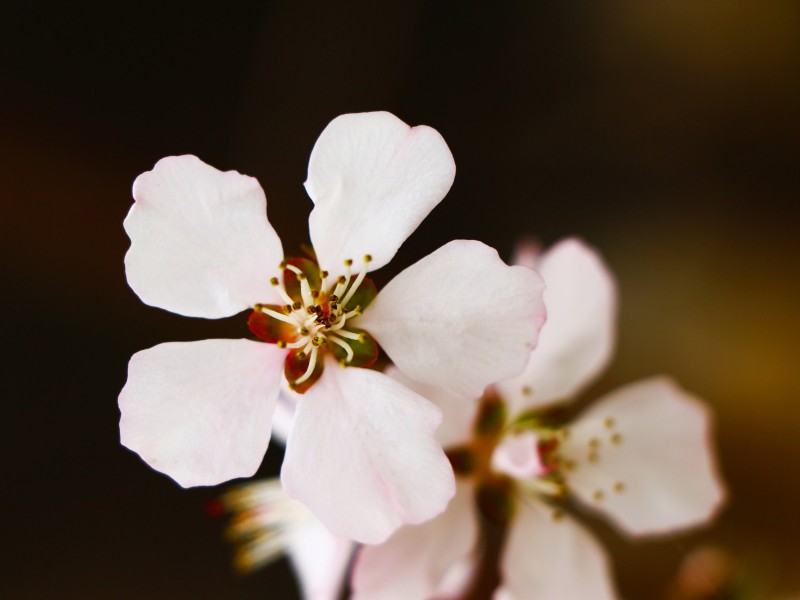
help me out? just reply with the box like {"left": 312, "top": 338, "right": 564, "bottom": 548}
{"left": 281, "top": 359, "right": 456, "bottom": 544}
{"left": 497, "top": 237, "right": 616, "bottom": 414}
{"left": 495, "top": 499, "right": 617, "bottom": 600}
{"left": 562, "top": 377, "right": 726, "bottom": 537}
{"left": 119, "top": 339, "right": 285, "bottom": 487}
{"left": 125, "top": 155, "right": 283, "bottom": 318}
{"left": 359, "top": 240, "right": 546, "bottom": 399}
{"left": 384, "top": 365, "right": 478, "bottom": 448}
{"left": 352, "top": 482, "right": 479, "bottom": 600}
{"left": 306, "top": 112, "right": 455, "bottom": 276}
{"left": 270, "top": 389, "right": 298, "bottom": 446}
{"left": 287, "top": 520, "right": 355, "bottom": 600}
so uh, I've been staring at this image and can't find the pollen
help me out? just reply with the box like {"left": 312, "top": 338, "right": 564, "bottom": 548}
{"left": 613, "top": 482, "right": 625, "bottom": 493}
{"left": 604, "top": 417, "right": 615, "bottom": 429}
{"left": 610, "top": 433, "right": 623, "bottom": 445}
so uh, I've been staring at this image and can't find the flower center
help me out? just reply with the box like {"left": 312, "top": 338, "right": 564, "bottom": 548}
{"left": 249, "top": 254, "right": 379, "bottom": 393}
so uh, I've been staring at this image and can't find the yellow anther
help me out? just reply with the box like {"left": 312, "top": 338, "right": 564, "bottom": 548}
{"left": 299, "top": 327, "right": 309, "bottom": 336}
{"left": 588, "top": 438, "right": 600, "bottom": 449}
{"left": 279, "top": 261, "right": 287, "bottom": 269}
{"left": 282, "top": 305, "right": 292, "bottom": 314}
{"left": 344, "top": 259, "right": 353, "bottom": 267}
{"left": 297, "top": 351, "right": 306, "bottom": 360}
{"left": 276, "top": 341, "right": 286, "bottom": 348}
{"left": 363, "top": 254, "right": 372, "bottom": 263}
{"left": 320, "top": 270, "right": 329, "bottom": 278}
{"left": 614, "top": 482, "right": 625, "bottom": 493}
{"left": 269, "top": 277, "right": 279, "bottom": 286}
{"left": 311, "top": 290, "right": 320, "bottom": 299}
{"left": 611, "top": 433, "right": 623, "bottom": 445}
{"left": 604, "top": 417, "right": 615, "bottom": 429}
{"left": 337, "top": 275, "right": 346, "bottom": 284}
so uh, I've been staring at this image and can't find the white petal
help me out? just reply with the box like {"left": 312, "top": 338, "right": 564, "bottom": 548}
{"left": 359, "top": 240, "right": 546, "bottom": 399}
{"left": 287, "top": 520, "right": 355, "bottom": 600}
{"left": 352, "top": 482, "right": 478, "bottom": 600}
{"left": 306, "top": 111, "right": 455, "bottom": 276}
{"left": 495, "top": 499, "right": 617, "bottom": 600}
{"left": 125, "top": 155, "right": 283, "bottom": 318}
{"left": 562, "top": 377, "right": 726, "bottom": 537}
{"left": 119, "top": 339, "right": 284, "bottom": 487}
{"left": 497, "top": 237, "right": 616, "bottom": 414}
{"left": 281, "top": 360, "right": 456, "bottom": 544}
{"left": 271, "top": 388, "right": 299, "bottom": 446}
{"left": 384, "top": 365, "right": 477, "bottom": 448}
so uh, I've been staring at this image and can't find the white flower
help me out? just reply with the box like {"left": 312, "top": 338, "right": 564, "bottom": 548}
{"left": 118, "top": 111, "right": 547, "bottom": 544}
{"left": 352, "top": 238, "right": 727, "bottom": 599}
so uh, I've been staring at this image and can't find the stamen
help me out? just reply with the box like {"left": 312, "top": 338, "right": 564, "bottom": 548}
{"left": 334, "top": 328, "right": 363, "bottom": 342}
{"left": 340, "top": 256, "right": 370, "bottom": 307}
{"left": 293, "top": 346, "right": 319, "bottom": 385}
{"left": 260, "top": 306, "right": 297, "bottom": 326}
{"left": 328, "top": 335, "right": 354, "bottom": 363}
{"left": 332, "top": 275, "right": 348, "bottom": 299}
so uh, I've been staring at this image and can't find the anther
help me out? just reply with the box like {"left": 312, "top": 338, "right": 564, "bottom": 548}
{"left": 614, "top": 482, "right": 625, "bottom": 493}
{"left": 282, "top": 305, "right": 292, "bottom": 314}
{"left": 269, "top": 277, "right": 279, "bottom": 286}
{"left": 296, "top": 351, "right": 306, "bottom": 360}
{"left": 337, "top": 275, "right": 346, "bottom": 284}
{"left": 292, "top": 301, "right": 302, "bottom": 311}
{"left": 588, "top": 451, "right": 599, "bottom": 463}
{"left": 299, "top": 327, "right": 309, "bottom": 336}
{"left": 254, "top": 303, "right": 263, "bottom": 310}
{"left": 592, "top": 490, "right": 604, "bottom": 502}
{"left": 344, "top": 259, "right": 353, "bottom": 267}
{"left": 611, "top": 433, "right": 623, "bottom": 445}
{"left": 329, "top": 294, "right": 338, "bottom": 303}
{"left": 363, "top": 254, "right": 372, "bottom": 263}
{"left": 320, "top": 270, "right": 329, "bottom": 278}
{"left": 521, "top": 386, "right": 532, "bottom": 396}
{"left": 279, "top": 261, "right": 287, "bottom": 270}
{"left": 311, "top": 290, "right": 319, "bottom": 299}
{"left": 276, "top": 341, "right": 286, "bottom": 348}
{"left": 588, "top": 438, "right": 600, "bottom": 449}
{"left": 604, "top": 417, "right": 615, "bottom": 429}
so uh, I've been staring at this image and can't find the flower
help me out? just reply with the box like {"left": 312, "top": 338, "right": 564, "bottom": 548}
{"left": 352, "top": 238, "right": 726, "bottom": 598}
{"left": 118, "top": 111, "right": 547, "bottom": 543}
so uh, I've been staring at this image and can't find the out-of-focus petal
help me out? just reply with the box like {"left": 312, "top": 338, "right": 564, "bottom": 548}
{"left": 495, "top": 499, "right": 617, "bottom": 600}
{"left": 359, "top": 240, "right": 546, "bottom": 399}
{"left": 125, "top": 155, "right": 283, "bottom": 318}
{"left": 119, "top": 339, "right": 284, "bottom": 487}
{"left": 384, "top": 365, "right": 477, "bottom": 448}
{"left": 562, "top": 377, "right": 726, "bottom": 537}
{"left": 497, "top": 237, "right": 616, "bottom": 414}
{"left": 287, "top": 519, "right": 355, "bottom": 600}
{"left": 306, "top": 112, "right": 455, "bottom": 277}
{"left": 281, "top": 359, "right": 455, "bottom": 544}
{"left": 352, "top": 482, "right": 479, "bottom": 600}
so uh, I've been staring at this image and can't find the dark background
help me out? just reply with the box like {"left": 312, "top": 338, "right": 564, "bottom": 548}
{"left": 2, "top": 2, "right": 798, "bottom": 598}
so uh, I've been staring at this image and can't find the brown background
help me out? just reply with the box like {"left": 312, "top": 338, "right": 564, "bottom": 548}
{"left": 2, "top": 2, "right": 798, "bottom": 598}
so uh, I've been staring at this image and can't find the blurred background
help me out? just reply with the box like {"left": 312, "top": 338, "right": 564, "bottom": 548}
{"left": 2, "top": 2, "right": 798, "bottom": 598}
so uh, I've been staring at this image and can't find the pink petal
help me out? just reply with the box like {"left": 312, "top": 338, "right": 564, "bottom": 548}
{"left": 562, "top": 377, "right": 726, "bottom": 537}
{"left": 125, "top": 155, "right": 283, "bottom": 318}
{"left": 496, "top": 499, "right": 617, "bottom": 600}
{"left": 352, "top": 482, "right": 479, "bottom": 600}
{"left": 491, "top": 431, "right": 548, "bottom": 480}
{"left": 287, "top": 519, "right": 355, "bottom": 600}
{"left": 119, "top": 339, "right": 285, "bottom": 487}
{"left": 359, "top": 240, "right": 546, "bottom": 399}
{"left": 305, "top": 112, "right": 455, "bottom": 277}
{"left": 497, "top": 237, "right": 616, "bottom": 414}
{"left": 281, "top": 359, "right": 456, "bottom": 544}
{"left": 384, "top": 365, "right": 477, "bottom": 448}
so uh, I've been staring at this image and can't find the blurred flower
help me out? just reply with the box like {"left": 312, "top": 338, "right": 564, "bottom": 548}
{"left": 352, "top": 238, "right": 727, "bottom": 599}
{"left": 221, "top": 479, "right": 353, "bottom": 600}
{"left": 118, "top": 111, "right": 546, "bottom": 544}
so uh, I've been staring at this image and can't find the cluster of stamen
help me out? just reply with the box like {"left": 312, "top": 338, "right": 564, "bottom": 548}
{"left": 250, "top": 254, "right": 377, "bottom": 392}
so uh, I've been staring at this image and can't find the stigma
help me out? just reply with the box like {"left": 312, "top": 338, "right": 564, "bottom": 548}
{"left": 248, "top": 254, "right": 378, "bottom": 392}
